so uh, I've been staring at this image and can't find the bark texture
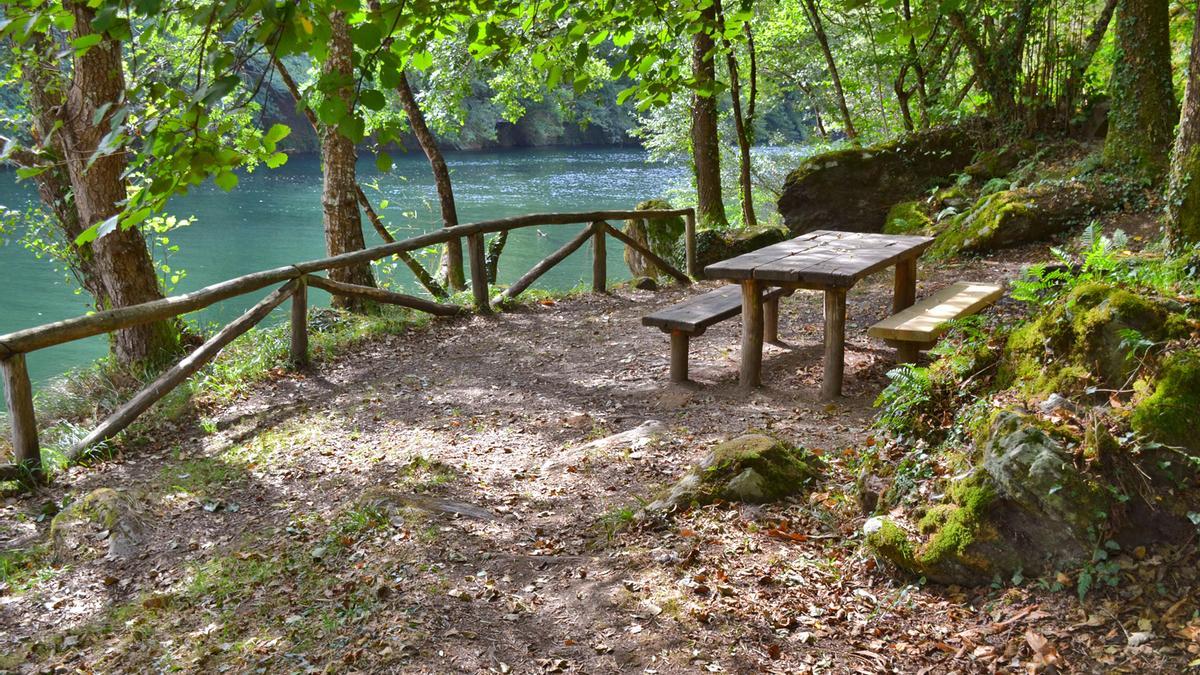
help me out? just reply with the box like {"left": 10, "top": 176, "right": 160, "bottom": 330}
{"left": 1104, "top": 0, "right": 1176, "bottom": 180}
{"left": 1167, "top": 1, "right": 1200, "bottom": 248}
{"left": 19, "top": 4, "right": 181, "bottom": 367}
{"left": 691, "top": 5, "right": 728, "bottom": 229}
{"left": 396, "top": 71, "right": 466, "bottom": 290}
{"left": 321, "top": 12, "right": 377, "bottom": 308}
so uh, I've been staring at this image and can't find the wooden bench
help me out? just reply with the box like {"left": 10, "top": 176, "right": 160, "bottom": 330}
{"left": 643, "top": 284, "right": 788, "bottom": 383}
{"left": 867, "top": 281, "right": 1004, "bottom": 362}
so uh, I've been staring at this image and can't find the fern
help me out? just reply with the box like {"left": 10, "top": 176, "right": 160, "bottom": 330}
{"left": 874, "top": 364, "right": 933, "bottom": 438}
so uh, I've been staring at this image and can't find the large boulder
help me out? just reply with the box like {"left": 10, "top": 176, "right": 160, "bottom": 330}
{"left": 777, "top": 123, "right": 985, "bottom": 234}
{"left": 866, "top": 413, "right": 1103, "bottom": 585}
{"left": 646, "top": 434, "right": 822, "bottom": 514}
{"left": 686, "top": 224, "right": 790, "bottom": 276}
{"left": 622, "top": 199, "right": 685, "bottom": 278}
{"left": 929, "top": 180, "right": 1123, "bottom": 258}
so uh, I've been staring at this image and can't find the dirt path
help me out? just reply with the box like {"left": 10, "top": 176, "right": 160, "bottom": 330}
{"left": 2, "top": 247, "right": 1196, "bottom": 673}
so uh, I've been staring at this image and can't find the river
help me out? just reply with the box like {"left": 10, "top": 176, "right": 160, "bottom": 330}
{"left": 0, "top": 148, "right": 688, "bottom": 390}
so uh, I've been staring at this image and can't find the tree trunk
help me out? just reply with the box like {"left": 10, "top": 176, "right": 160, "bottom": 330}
{"left": 800, "top": 0, "right": 857, "bottom": 139}
{"left": 46, "top": 3, "right": 180, "bottom": 367}
{"left": 395, "top": 71, "right": 466, "bottom": 291}
{"left": 723, "top": 17, "right": 757, "bottom": 227}
{"left": 691, "top": 3, "right": 728, "bottom": 229}
{"left": 1104, "top": 0, "right": 1176, "bottom": 181}
{"left": 1062, "top": 0, "right": 1117, "bottom": 118}
{"left": 1167, "top": 1, "right": 1200, "bottom": 248}
{"left": 321, "top": 12, "right": 377, "bottom": 309}
{"left": 948, "top": 0, "right": 1033, "bottom": 126}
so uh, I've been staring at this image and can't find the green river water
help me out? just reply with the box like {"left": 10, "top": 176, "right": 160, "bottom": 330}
{"left": 0, "top": 148, "right": 687, "bottom": 390}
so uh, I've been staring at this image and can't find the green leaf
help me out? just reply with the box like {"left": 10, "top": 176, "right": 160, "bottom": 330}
{"left": 375, "top": 152, "right": 393, "bottom": 173}
{"left": 411, "top": 51, "right": 434, "bottom": 71}
{"left": 359, "top": 89, "right": 386, "bottom": 111}
{"left": 265, "top": 152, "right": 289, "bottom": 169}
{"left": 265, "top": 123, "right": 291, "bottom": 144}
{"left": 70, "top": 33, "right": 102, "bottom": 53}
{"left": 214, "top": 170, "right": 239, "bottom": 192}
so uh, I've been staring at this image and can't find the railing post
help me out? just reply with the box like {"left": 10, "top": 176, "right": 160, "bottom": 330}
{"left": 2, "top": 354, "right": 41, "bottom": 481}
{"left": 592, "top": 221, "right": 607, "bottom": 294}
{"left": 290, "top": 276, "right": 309, "bottom": 366}
{"left": 467, "top": 233, "right": 491, "bottom": 314}
{"left": 684, "top": 209, "right": 698, "bottom": 279}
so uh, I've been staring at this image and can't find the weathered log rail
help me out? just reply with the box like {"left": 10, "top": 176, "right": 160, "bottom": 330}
{"left": 0, "top": 207, "right": 696, "bottom": 484}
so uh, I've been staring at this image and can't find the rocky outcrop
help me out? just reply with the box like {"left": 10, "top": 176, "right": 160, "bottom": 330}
{"left": 646, "top": 434, "right": 821, "bottom": 514}
{"left": 866, "top": 413, "right": 1104, "bottom": 585}
{"left": 1000, "top": 283, "right": 1193, "bottom": 396}
{"left": 883, "top": 201, "right": 934, "bottom": 235}
{"left": 777, "top": 123, "right": 986, "bottom": 234}
{"left": 929, "top": 180, "right": 1124, "bottom": 258}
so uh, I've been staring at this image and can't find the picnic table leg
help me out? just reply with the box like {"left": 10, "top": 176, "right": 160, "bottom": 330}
{"left": 739, "top": 280, "right": 764, "bottom": 389}
{"left": 669, "top": 330, "right": 689, "bottom": 383}
{"left": 821, "top": 288, "right": 847, "bottom": 400}
{"left": 764, "top": 296, "right": 780, "bottom": 345}
{"left": 893, "top": 257, "right": 917, "bottom": 313}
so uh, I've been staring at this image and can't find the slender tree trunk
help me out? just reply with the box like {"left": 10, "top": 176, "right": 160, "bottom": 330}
{"left": 1062, "top": 0, "right": 1116, "bottom": 116}
{"left": 1104, "top": 0, "right": 1176, "bottom": 181}
{"left": 395, "top": 71, "right": 466, "bottom": 290}
{"left": 1167, "top": 1, "right": 1200, "bottom": 248}
{"left": 723, "top": 23, "right": 757, "bottom": 227}
{"left": 800, "top": 0, "right": 857, "bottom": 139}
{"left": 321, "top": 12, "right": 376, "bottom": 308}
{"left": 691, "top": 3, "right": 728, "bottom": 228}
{"left": 902, "top": 0, "right": 931, "bottom": 128}
{"left": 50, "top": 3, "right": 180, "bottom": 367}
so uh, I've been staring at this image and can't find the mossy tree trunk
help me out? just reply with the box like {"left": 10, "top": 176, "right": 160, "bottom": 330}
{"left": 691, "top": 3, "right": 728, "bottom": 229}
{"left": 321, "top": 11, "right": 377, "bottom": 310}
{"left": 1103, "top": 0, "right": 1176, "bottom": 181}
{"left": 395, "top": 71, "right": 466, "bottom": 291}
{"left": 16, "top": 4, "right": 182, "bottom": 369}
{"left": 1167, "top": 0, "right": 1200, "bottom": 248}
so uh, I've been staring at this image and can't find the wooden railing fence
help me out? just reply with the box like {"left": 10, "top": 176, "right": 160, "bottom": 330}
{"left": 0, "top": 207, "right": 696, "bottom": 484}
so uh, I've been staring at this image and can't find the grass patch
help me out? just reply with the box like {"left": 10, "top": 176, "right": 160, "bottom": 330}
{"left": 0, "top": 543, "right": 57, "bottom": 592}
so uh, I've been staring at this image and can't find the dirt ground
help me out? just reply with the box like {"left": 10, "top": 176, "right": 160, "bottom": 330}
{"left": 2, "top": 239, "right": 1198, "bottom": 673}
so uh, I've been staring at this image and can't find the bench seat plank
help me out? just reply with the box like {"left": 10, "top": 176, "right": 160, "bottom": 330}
{"left": 642, "top": 284, "right": 785, "bottom": 333}
{"left": 868, "top": 281, "right": 1003, "bottom": 342}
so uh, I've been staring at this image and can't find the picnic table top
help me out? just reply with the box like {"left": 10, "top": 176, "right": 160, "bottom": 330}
{"left": 704, "top": 230, "right": 934, "bottom": 287}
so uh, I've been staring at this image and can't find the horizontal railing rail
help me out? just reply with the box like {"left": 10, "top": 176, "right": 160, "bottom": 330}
{"left": 0, "top": 207, "right": 696, "bottom": 484}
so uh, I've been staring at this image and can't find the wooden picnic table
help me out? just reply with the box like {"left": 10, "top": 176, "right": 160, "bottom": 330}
{"left": 704, "top": 230, "right": 934, "bottom": 398}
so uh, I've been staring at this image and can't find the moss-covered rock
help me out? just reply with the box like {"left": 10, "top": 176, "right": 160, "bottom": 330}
{"left": 687, "top": 224, "right": 789, "bottom": 275}
{"left": 866, "top": 413, "right": 1103, "bottom": 585}
{"left": 622, "top": 199, "right": 685, "bottom": 278}
{"left": 929, "top": 181, "right": 1122, "bottom": 258}
{"left": 51, "top": 488, "right": 147, "bottom": 561}
{"left": 1131, "top": 349, "right": 1200, "bottom": 452}
{"left": 963, "top": 140, "right": 1038, "bottom": 180}
{"left": 999, "top": 283, "right": 1191, "bottom": 398}
{"left": 646, "top": 434, "right": 822, "bottom": 513}
{"left": 778, "top": 121, "right": 990, "bottom": 234}
{"left": 883, "top": 201, "right": 934, "bottom": 234}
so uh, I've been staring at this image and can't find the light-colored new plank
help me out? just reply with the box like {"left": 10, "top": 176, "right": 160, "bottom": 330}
{"left": 868, "top": 281, "right": 1003, "bottom": 342}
